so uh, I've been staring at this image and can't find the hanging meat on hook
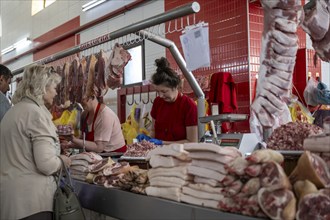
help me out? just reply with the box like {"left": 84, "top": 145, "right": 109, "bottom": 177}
{"left": 62, "top": 61, "right": 71, "bottom": 107}
{"left": 301, "top": 0, "right": 330, "bottom": 62}
{"left": 94, "top": 50, "right": 109, "bottom": 97}
{"left": 76, "top": 56, "right": 86, "bottom": 104}
{"left": 69, "top": 56, "right": 80, "bottom": 104}
{"left": 55, "top": 66, "right": 62, "bottom": 106}
{"left": 251, "top": 0, "right": 303, "bottom": 127}
{"left": 106, "top": 43, "right": 131, "bottom": 90}
{"left": 111, "top": 43, "right": 132, "bottom": 76}
{"left": 85, "top": 54, "right": 97, "bottom": 98}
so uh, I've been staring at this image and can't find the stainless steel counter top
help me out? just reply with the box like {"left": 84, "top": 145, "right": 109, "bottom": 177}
{"left": 74, "top": 180, "right": 264, "bottom": 220}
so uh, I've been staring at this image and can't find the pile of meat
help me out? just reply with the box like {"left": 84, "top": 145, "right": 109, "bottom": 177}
{"left": 87, "top": 159, "right": 131, "bottom": 188}
{"left": 53, "top": 43, "right": 131, "bottom": 107}
{"left": 144, "top": 143, "right": 330, "bottom": 219}
{"left": 181, "top": 143, "right": 244, "bottom": 210}
{"left": 251, "top": 0, "right": 303, "bottom": 128}
{"left": 266, "top": 122, "right": 323, "bottom": 150}
{"left": 112, "top": 167, "right": 149, "bottom": 194}
{"left": 290, "top": 151, "right": 330, "bottom": 220}
{"left": 145, "top": 144, "right": 192, "bottom": 202}
{"left": 301, "top": 0, "right": 330, "bottom": 62}
{"left": 69, "top": 152, "right": 103, "bottom": 181}
{"left": 122, "top": 140, "right": 157, "bottom": 158}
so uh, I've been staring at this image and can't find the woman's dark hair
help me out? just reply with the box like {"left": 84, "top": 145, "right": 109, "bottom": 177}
{"left": 151, "top": 57, "right": 181, "bottom": 89}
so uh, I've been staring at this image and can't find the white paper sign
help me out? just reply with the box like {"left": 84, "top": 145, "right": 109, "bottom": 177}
{"left": 180, "top": 24, "right": 210, "bottom": 71}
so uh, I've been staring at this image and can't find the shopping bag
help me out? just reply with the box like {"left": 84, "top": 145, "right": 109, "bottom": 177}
{"left": 53, "top": 158, "right": 85, "bottom": 220}
{"left": 122, "top": 104, "right": 139, "bottom": 145}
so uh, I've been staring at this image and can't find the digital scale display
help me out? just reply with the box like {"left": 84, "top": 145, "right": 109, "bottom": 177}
{"left": 219, "top": 138, "right": 240, "bottom": 147}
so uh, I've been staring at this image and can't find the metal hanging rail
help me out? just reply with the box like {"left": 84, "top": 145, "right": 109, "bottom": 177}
{"left": 10, "top": 1, "right": 206, "bottom": 139}
{"left": 11, "top": 1, "right": 200, "bottom": 75}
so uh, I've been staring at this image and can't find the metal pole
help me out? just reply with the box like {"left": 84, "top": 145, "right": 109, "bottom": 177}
{"left": 12, "top": 2, "right": 200, "bottom": 75}
{"left": 138, "top": 30, "right": 205, "bottom": 140}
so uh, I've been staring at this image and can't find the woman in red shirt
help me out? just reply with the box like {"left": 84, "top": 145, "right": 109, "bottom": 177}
{"left": 150, "top": 57, "right": 198, "bottom": 144}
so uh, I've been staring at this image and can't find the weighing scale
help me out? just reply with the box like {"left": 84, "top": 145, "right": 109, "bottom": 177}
{"left": 199, "top": 114, "right": 260, "bottom": 156}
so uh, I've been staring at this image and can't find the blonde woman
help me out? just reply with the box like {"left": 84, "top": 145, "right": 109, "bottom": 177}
{"left": 0, "top": 65, "right": 71, "bottom": 220}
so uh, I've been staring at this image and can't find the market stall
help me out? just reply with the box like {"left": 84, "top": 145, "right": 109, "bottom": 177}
{"left": 74, "top": 180, "right": 263, "bottom": 220}
{"left": 2, "top": 0, "right": 329, "bottom": 220}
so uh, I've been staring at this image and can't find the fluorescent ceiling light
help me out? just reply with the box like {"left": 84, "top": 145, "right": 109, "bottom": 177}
{"left": 1, "top": 45, "right": 15, "bottom": 55}
{"left": 1, "top": 37, "right": 32, "bottom": 55}
{"left": 14, "top": 37, "right": 32, "bottom": 49}
{"left": 82, "top": 0, "right": 107, "bottom": 11}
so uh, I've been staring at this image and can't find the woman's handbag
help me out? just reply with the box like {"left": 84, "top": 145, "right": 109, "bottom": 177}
{"left": 53, "top": 157, "right": 85, "bottom": 220}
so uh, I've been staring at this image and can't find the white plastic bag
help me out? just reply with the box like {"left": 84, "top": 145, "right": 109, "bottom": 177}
{"left": 303, "top": 77, "right": 319, "bottom": 106}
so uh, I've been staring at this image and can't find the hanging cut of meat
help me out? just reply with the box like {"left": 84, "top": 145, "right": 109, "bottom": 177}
{"left": 110, "top": 43, "right": 131, "bottom": 76}
{"left": 301, "top": 0, "right": 330, "bottom": 62}
{"left": 76, "top": 56, "right": 86, "bottom": 104}
{"left": 69, "top": 56, "right": 80, "bottom": 104}
{"left": 106, "top": 43, "right": 131, "bottom": 90}
{"left": 85, "top": 54, "right": 97, "bottom": 98}
{"left": 94, "top": 50, "right": 108, "bottom": 97}
{"left": 54, "top": 65, "right": 62, "bottom": 106}
{"left": 62, "top": 62, "right": 71, "bottom": 106}
{"left": 250, "top": 0, "right": 303, "bottom": 127}
{"left": 106, "top": 70, "right": 123, "bottom": 90}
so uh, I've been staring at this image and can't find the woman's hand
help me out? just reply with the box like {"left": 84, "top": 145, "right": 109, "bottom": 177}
{"left": 59, "top": 154, "right": 71, "bottom": 167}
{"left": 60, "top": 139, "right": 75, "bottom": 150}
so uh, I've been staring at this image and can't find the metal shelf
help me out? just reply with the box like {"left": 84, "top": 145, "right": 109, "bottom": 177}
{"left": 74, "top": 180, "right": 263, "bottom": 220}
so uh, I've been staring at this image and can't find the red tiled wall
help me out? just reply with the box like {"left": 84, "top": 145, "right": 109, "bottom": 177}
{"left": 33, "top": 17, "right": 80, "bottom": 61}
{"left": 248, "top": 2, "right": 263, "bottom": 103}
{"left": 164, "top": 0, "right": 313, "bottom": 132}
{"left": 165, "top": 0, "right": 250, "bottom": 132}
{"left": 306, "top": 49, "right": 321, "bottom": 80}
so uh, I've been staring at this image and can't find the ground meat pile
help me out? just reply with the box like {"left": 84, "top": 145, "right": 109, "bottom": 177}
{"left": 266, "top": 122, "right": 323, "bottom": 150}
{"left": 123, "top": 140, "right": 157, "bottom": 157}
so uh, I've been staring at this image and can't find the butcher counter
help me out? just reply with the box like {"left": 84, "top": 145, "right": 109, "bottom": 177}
{"left": 74, "top": 180, "right": 264, "bottom": 220}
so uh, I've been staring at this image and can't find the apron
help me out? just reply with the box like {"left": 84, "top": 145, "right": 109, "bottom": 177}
{"left": 81, "top": 103, "right": 127, "bottom": 153}
{"left": 82, "top": 103, "right": 101, "bottom": 142}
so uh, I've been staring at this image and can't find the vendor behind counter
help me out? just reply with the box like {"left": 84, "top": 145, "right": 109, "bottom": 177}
{"left": 61, "top": 94, "right": 126, "bottom": 153}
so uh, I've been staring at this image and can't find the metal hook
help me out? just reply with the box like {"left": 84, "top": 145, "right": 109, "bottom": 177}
{"left": 150, "top": 91, "right": 158, "bottom": 104}
{"left": 135, "top": 32, "right": 142, "bottom": 44}
{"left": 135, "top": 91, "right": 141, "bottom": 105}
{"left": 127, "top": 92, "right": 135, "bottom": 106}
{"left": 167, "top": 20, "right": 175, "bottom": 34}
{"left": 142, "top": 87, "right": 150, "bottom": 104}
{"left": 129, "top": 34, "right": 135, "bottom": 45}
{"left": 186, "top": 15, "right": 190, "bottom": 26}
{"left": 177, "top": 17, "right": 185, "bottom": 32}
